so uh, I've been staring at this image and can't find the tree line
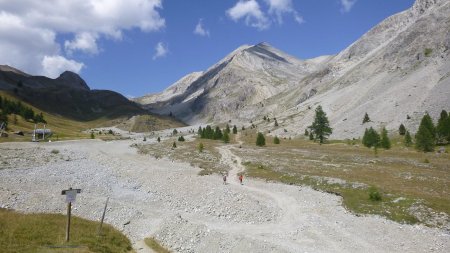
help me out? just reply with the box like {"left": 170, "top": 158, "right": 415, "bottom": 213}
{"left": 0, "top": 95, "right": 46, "bottom": 127}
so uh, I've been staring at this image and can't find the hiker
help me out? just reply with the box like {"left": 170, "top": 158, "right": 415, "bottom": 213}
{"left": 239, "top": 174, "right": 243, "bottom": 185}
{"left": 223, "top": 174, "right": 227, "bottom": 185}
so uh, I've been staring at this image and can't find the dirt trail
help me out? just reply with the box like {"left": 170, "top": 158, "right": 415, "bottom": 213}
{"left": 0, "top": 136, "right": 449, "bottom": 253}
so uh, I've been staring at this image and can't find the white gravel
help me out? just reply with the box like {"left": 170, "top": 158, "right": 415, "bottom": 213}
{"left": 0, "top": 138, "right": 449, "bottom": 253}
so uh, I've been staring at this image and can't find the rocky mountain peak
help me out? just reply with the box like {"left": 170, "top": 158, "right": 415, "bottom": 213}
{"left": 56, "top": 71, "right": 90, "bottom": 90}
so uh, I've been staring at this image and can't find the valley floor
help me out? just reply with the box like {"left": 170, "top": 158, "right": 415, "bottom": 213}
{"left": 0, "top": 132, "right": 449, "bottom": 252}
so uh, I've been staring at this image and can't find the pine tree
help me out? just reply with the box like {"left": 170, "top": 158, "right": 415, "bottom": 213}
{"left": 222, "top": 131, "right": 230, "bottom": 143}
{"left": 157, "top": 137, "right": 161, "bottom": 142}
{"left": 172, "top": 129, "right": 178, "bottom": 135}
{"left": 309, "top": 132, "right": 314, "bottom": 140}
{"left": 273, "top": 136, "right": 280, "bottom": 144}
{"left": 304, "top": 129, "right": 309, "bottom": 136}
{"left": 213, "top": 126, "right": 223, "bottom": 140}
{"left": 232, "top": 125, "right": 238, "bottom": 134}
{"left": 197, "top": 126, "right": 202, "bottom": 136}
{"left": 363, "top": 113, "right": 371, "bottom": 124}
{"left": 256, "top": 132, "right": 266, "bottom": 147}
{"left": 274, "top": 120, "right": 279, "bottom": 127}
{"left": 399, "top": 124, "right": 406, "bottom": 136}
{"left": 415, "top": 113, "right": 435, "bottom": 152}
{"left": 436, "top": 110, "right": 449, "bottom": 143}
{"left": 380, "top": 127, "right": 391, "bottom": 149}
{"left": 90, "top": 132, "right": 95, "bottom": 139}
{"left": 172, "top": 141, "right": 177, "bottom": 148}
{"left": 225, "top": 124, "right": 231, "bottom": 134}
{"left": 362, "top": 127, "right": 380, "bottom": 148}
{"left": 308, "top": 105, "right": 333, "bottom": 144}
{"left": 404, "top": 131, "right": 412, "bottom": 147}
{"left": 178, "top": 136, "right": 185, "bottom": 142}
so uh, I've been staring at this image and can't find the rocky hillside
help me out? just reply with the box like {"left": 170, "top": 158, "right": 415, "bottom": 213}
{"left": 0, "top": 65, "right": 145, "bottom": 121}
{"left": 137, "top": 0, "right": 450, "bottom": 139}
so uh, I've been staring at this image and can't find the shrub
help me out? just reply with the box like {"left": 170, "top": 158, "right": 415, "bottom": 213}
{"left": 172, "top": 129, "right": 178, "bottom": 135}
{"left": 232, "top": 125, "right": 238, "bottom": 134}
{"left": 368, "top": 186, "right": 382, "bottom": 201}
{"left": 90, "top": 132, "right": 95, "bottom": 139}
{"left": 198, "top": 142, "right": 204, "bottom": 152}
{"left": 178, "top": 136, "right": 185, "bottom": 142}
{"left": 157, "top": 137, "right": 161, "bottom": 142}
{"left": 143, "top": 137, "right": 147, "bottom": 141}
{"left": 222, "top": 131, "right": 230, "bottom": 143}
{"left": 424, "top": 48, "right": 433, "bottom": 57}
{"left": 50, "top": 149, "right": 59, "bottom": 154}
{"left": 172, "top": 142, "right": 177, "bottom": 148}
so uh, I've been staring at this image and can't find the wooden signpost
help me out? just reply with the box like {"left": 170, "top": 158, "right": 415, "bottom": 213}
{"left": 61, "top": 187, "right": 81, "bottom": 242}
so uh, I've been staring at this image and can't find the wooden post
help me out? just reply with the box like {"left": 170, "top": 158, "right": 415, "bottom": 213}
{"left": 98, "top": 197, "right": 109, "bottom": 236}
{"left": 66, "top": 201, "right": 71, "bottom": 242}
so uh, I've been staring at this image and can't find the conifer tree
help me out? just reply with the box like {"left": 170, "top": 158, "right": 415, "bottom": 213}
{"left": 256, "top": 132, "right": 266, "bottom": 147}
{"left": 213, "top": 126, "right": 223, "bottom": 140}
{"left": 404, "top": 131, "right": 412, "bottom": 147}
{"left": 222, "top": 131, "right": 230, "bottom": 143}
{"left": 232, "top": 125, "right": 238, "bottom": 134}
{"left": 436, "top": 110, "right": 449, "bottom": 143}
{"left": 225, "top": 124, "right": 231, "bottom": 134}
{"left": 380, "top": 127, "right": 391, "bottom": 149}
{"left": 157, "top": 137, "right": 161, "bottom": 142}
{"left": 274, "top": 120, "right": 279, "bottom": 127}
{"left": 399, "top": 124, "right": 406, "bottom": 136}
{"left": 308, "top": 105, "right": 333, "bottom": 144}
{"left": 273, "top": 136, "right": 280, "bottom": 144}
{"left": 178, "top": 136, "right": 185, "bottom": 142}
{"left": 363, "top": 113, "right": 371, "bottom": 124}
{"left": 309, "top": 132, "right": 314, "bottom": 140}
{"left": 197, "top": 126, "right": 202, "bottom": 136}
{"left": 172, "top": 141, "right": 177, "bottom": 148}
{"left": 304, "top": 129, "right": 309, "bottom": 136}
{"left": 415, "top": 113, "right": 435, "bottom": 152}
{"left": 362, "top": 127, "right": 380, "bottom": 148}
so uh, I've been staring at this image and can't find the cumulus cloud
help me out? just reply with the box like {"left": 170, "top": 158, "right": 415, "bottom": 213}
{"left": 42, "top": 56, "right": 84, "bottom": 78}
{"left": 153, "top": 42, "right": 168, "bottom": 60}
{"left": 226, "top": 0, "right": 270, "bottom": 30}
{"left": 340, "top": 0, "right": 357, "bottom": 13}
{"left": 265, "top": 0, "right": 302, "bottom": 24}
{"left": 227, "top": 0, "right": 303, "bottom": 30}
{"left": 194, "top": 19, "right": 210, "bottom": 37}
{"left": 0, "top": 0, "right": 165, "bottom": 77}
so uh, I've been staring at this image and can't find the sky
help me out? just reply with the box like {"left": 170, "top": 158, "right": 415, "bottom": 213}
{"left": 0, "top": 0, "right": 415, "bottom": 97}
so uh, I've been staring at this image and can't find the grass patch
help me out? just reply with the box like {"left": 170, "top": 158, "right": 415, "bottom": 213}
{"left": 0, "top": 209, "right": 132, "bottom": 253}
{"left": 144, "top": 238, "right": 171, "bottom": 253}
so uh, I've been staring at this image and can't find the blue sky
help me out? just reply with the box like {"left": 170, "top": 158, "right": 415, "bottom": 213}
{"left": 0, "top": 0, "right": 415, "bottom": 97}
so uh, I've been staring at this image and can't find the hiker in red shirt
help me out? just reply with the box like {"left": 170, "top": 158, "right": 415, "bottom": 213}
{"left": 239, "top": 174, "right": 243, "bottom": 185}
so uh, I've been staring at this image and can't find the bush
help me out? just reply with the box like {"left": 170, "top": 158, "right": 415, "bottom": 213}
{"left": 222, "top": 131, "right": 230, "bottom": 143}
{"left": 172, "top": 142, "right": 177, "bottom": 148}
{"left": 198, "top": 142, "right": 204, "bottom": 152}
{"left": 50, "top": 149, "right": 59, "bottom": 154}
{"left": 424, "top": 48, "right": 433, "bottom": 57}
{"left": 368, "top": 187, "right": 382, "bottom": 201}
{"left": 172, "top": 129, "right": 178, "bottom": 135}
{"left": 178, "top": 136, "right": 185, "bottom": 142}
{"left": 157, "top": 137, "right": 161, "bottom": 142}
{"left": 90, "top": 132, "right": 95, "bottom": 139}
{"left": 256, "top": 132, "right": 266, "bottom": 147}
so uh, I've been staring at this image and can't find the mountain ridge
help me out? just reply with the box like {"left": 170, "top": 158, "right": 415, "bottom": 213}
{"left": 136, "top": 0, "right": 450, "bottom": 139}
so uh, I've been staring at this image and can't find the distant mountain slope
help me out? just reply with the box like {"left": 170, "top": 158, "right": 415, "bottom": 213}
{"left": 137, "top": 0, "right": 450, "bottom": 139}
{"left": 0, "top": 65, "right": 145, "bottom": 121}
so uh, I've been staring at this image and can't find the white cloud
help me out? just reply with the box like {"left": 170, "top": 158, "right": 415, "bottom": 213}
{"left": 226, "top": 0, "right": 270, "bottom": 30}
{"left": 227, "top": 0, "right": 303, "bottom": 30}
{"left": 153, "top": 42, "right": 168, "bottom": 60}
{"left": 65, "top": 32, "right": 99, "bottom": 55}
{"left": 340, "top": 0, "right": 357, "bottom": 13}
{"left": 42, "top": 55, "right": 84, "bottom": 78}
{"left": 194, "top": 19, "right": 210, "bottom": 37}
{"left": 0, "top": 0, "right": 165, "bottom": 77}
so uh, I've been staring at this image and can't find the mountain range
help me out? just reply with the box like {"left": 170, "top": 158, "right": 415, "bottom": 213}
{"left": 136, "top": 0, "right": 450, "bottom": 139}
